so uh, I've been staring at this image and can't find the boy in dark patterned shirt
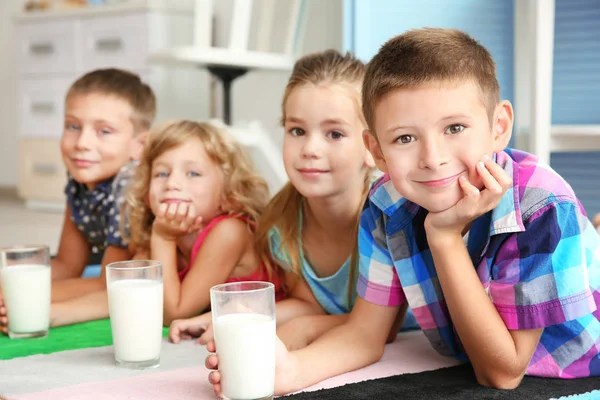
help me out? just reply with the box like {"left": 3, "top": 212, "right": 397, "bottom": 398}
{"left": 47, "top": 69, "right": 153, "bottom": 300}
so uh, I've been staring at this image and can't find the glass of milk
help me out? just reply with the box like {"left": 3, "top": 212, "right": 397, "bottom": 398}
{"left": 106, "top": 260, "right": 163, "bottom": 369}
{"left": 210, "top": 281, "right": 276, "bottom": 400}
{"left": 0, "top": 245, "right": 51, "bottom": 339}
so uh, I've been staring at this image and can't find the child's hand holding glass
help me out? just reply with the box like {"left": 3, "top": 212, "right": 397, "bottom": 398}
{"left": 205, "top": 335, "right": 298, "bottom": 398}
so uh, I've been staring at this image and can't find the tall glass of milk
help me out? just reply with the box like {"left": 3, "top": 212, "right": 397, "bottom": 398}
{"left": 211, "top": 281, "right": 275, "bottom": 400}
{"left": 0, "top": 245, "right": 51, "bottom": 339}
{"left": 106, "top": 260, "right": 163, "bottom": 369}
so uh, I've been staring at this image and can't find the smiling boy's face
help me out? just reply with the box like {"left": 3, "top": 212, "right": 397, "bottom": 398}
{"left": 60, "top": 93, "right": 138, "bottom": 190}
{"left": 365, "top": 80, "right": 513, "bottom": 213}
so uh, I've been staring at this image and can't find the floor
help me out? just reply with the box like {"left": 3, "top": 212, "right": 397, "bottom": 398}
{"left": 0, "top": 188, "right": 64, "bottom": 254}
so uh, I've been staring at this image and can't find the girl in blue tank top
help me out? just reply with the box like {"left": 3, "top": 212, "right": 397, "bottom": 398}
{"left": 254, "top": 50, "right": 417, "bottom": 351}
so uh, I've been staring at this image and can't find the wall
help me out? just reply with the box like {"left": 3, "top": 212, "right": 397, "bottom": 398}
{"left": 0, "top": 0, "right": 20, "bottom": 187}
{"left": 345, "top": 0, "right": 514, "bottom": 103}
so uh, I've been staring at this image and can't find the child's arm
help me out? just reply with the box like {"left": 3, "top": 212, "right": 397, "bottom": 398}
{"left": 278, "top": 288, "right": 409, "bottom": 351}
{"left": 428, "top": 235, "right": 542, "bottom": 388}
{"left": 277, "top": 313, "right": 349, "bottom": 350}
{"left": 282, "top": 299, "right": 400, "bottom": 388}
{"left": 274, "top": 272, "right": 326, "bottom": 325}
{"left": 48, "top": 249, "right": 148, "bottom": 327}
{"left": 50, "top": 245, "right": 132, "bottom": 303}
{"left": 52, "top": 169, "right": 135, "bottom": 301}
{"left": 152, "top": 211, "right": 248, "bottom": 325}
{"left": 50, "top": 290, "right": 108, "bottom": 327}
{"left": 171, "top": 273, "right": 330, "bottom": 346}
{"left": 275, "top": 273, "right": 337, "bottom": 350}
{"left": 51, "top": 204, "right": 90, "bottom": 281}
{"left": 424, "top": 157, "right": 541, "bottom": 389}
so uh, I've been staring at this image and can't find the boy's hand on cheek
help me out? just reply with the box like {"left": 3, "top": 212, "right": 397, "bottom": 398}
{"left": 425, "top": 156, "right": 512, "bottom": 241}
{"left": 152, "top": 203, "right": 204, "bottom": 241}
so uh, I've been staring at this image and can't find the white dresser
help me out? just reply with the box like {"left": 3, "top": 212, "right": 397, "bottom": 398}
{"left": 14, "top": 0, "right": 208, "bottom": 209}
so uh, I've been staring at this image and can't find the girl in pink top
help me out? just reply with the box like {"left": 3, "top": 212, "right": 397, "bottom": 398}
{"left": 126, "top": 120, "right": 285, "bottom": 326}
{"left": 177, "top": 213, "right": 285, "bottom": 302}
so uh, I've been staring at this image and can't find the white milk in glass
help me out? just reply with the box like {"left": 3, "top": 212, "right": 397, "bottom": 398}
{"left": 108, "top": 279, "right": 163, "bottom": 362}
{"left": 214, "top": 313, "right": 276, "bottom": 400}
{"left": 1, "top": 264, "right": 51, "bottom": 333}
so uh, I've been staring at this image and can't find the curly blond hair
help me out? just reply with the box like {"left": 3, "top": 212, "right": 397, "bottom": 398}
{"left": 124, "top": 120, "right": 270, "bottom": 251}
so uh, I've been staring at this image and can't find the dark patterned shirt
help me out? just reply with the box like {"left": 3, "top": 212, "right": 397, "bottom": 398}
{"left": 65, "top": 162, "right": 136, "bottom": 254}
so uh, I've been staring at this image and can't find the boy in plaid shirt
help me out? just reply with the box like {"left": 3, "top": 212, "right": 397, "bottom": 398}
{"left": 206, "top": 28, "right": 600, "bottom": 395}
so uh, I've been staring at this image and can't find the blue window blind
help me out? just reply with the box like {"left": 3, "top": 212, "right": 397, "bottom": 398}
{"left": 550, "top": 0, "right": 600, "bottom": 218}
{"left": 552, "top": 0, "right": 600, "bottom": 125}
{"left": 345, "top": 0, "right": 514, "bottom": 103}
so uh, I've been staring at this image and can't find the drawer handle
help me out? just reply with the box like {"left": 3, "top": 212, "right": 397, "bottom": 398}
{"left": 32, "top": 163, "right": 57, "bottom": 175}
{"left": 29, "top": 42, "right": 55, "bottom": 55}
{"left": 31, "top": 102, "right": 55, "bottom": 114}
{"left": 95, "top": 38, "right": 123, "bottom": 52}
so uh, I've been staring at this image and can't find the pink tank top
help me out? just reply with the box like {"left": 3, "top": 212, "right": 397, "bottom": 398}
{"left": 178, "top": 214, "right": 285, "bottom": 301}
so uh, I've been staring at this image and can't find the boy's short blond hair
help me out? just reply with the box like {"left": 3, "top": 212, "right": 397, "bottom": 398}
{"left": 363, "top": 28, "right": 500, "bottom": 134}
{"left": 66, "top": 68, "right": 156, "bottom": 134}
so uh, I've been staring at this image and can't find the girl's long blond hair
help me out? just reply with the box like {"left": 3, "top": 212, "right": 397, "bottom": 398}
{"left": 124, "top": 120, "right": 270, "bottom": 252}
{"left": 254, "top": 50, "right": 371, "bottom": 302}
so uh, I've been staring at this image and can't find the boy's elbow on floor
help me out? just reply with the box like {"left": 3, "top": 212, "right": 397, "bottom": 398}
{"left": 476, "top": 371, "right": 524, "bottom": 390}
{"left": 367, "top": 341, "right": 387, "bottom": 364}
{"left": 385, "top": 330, "right": 397, "bottom": 344}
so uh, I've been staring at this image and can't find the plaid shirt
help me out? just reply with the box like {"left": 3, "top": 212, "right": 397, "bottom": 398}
{"left": 357, "top": 149, "right": 600, "bottom": 378}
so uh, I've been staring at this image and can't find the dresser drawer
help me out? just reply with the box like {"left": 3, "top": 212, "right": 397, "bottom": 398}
{"left": 17, "top": 20, "right": 78, "bottom": 76}
{"left": 18, "top": 77, "right": 73, "bottom": 140}
{"left": 19, "top": 140, "right": 67, "bottom": 202}
{"left": 80, "top": 13, "right": 149, "bottom": 72}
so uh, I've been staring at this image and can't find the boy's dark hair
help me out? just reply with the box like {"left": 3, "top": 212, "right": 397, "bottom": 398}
{"left": 363, "top": 28, "right": 500, "bottom": 134}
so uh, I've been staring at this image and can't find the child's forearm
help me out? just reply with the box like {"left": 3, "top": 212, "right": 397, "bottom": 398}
{"left": 151, "top": 234, "right": 188, "bottom": 325}
{"left": 296, "top": 313, "right": 349, "bottom": 340}
{"left": 51, "top": 277, "right": 105, "bottom": 302}
{"left": 51, "top": 290, "right": 109, "bottom": 327}
{"left": 275, "top": 298, "right": 325, "bottom": 326}
{"left": 428, "top": 234, "right": 536, "bottom": 388}
{"left": 50, "top": 257, "right": 84, "bottom": 281}
{"left": 287, "top": 306, "right": 392, "bottom": 392}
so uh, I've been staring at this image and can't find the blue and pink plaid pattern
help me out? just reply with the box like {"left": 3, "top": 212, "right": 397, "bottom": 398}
{"left": 357, "top": 149, "right": 600, "bottom": 378}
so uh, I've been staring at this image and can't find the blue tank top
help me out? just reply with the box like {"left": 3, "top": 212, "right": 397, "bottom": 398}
{"left": 268, "top": 209, "right": 356, "bottom": 315}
